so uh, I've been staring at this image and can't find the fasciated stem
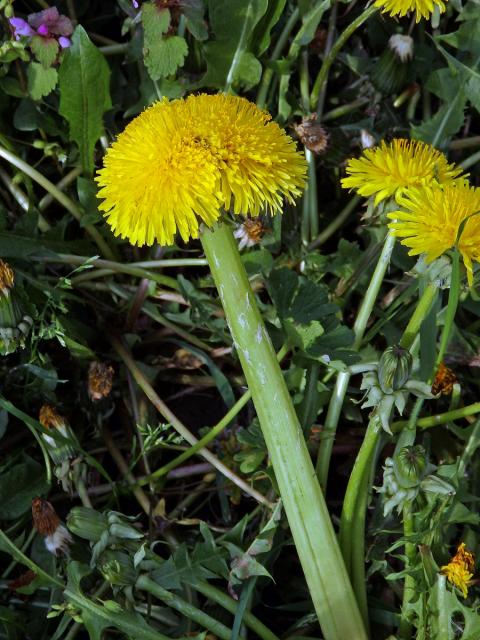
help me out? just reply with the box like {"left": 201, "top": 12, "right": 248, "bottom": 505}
{"left": 201, "top": 222, "right": 367, "bottom": 640}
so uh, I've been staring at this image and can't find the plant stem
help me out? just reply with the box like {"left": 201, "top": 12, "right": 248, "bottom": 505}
{"left": 392, "top": 402, "right": 480, "bottom": 431}
{"left": 399, "top": 282, "right": 438, "bottom": 350}
{"left": 256, "top": 8, "right": 300, "bottom": 109}
{"left": 339, "top": 414, "right": 382, "bottom": 575}
{"left": 0, "top": 146, "right": 115, "bottom": 260}
{"left": 193, "top": 580, "right": 280, "bottom": 640}
{"left": 398, "top": 501, "right": 415, "bottom": 640}
{"left": 111, "top": 336, "right": 273, "bottom": 507}
{"left": 310, "top": 5, "right": 378, "bottom": 110}
{"left": 201, "top": 222, "right": 366, "bottom": 640}
{"left": 436, "top": 249, "right": 460, "bottom": 367}
{"left": 307, "top": 195, "right": 361, "bottom": 251}
{"left": 137, "top": 575, "right": 231, "bottom": 640}
{"left": 316, "top": 232, "right": 396, "bottom": 490}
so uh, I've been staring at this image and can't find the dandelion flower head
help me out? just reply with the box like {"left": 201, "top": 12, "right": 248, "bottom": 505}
{"left": 441, "top": 543, "right": 475, "bottom": 598}
{"left": 341, "top": 139, "right": 462, "bottom": 206}
{"left": 374, "top": 0, "right": 447, "bottom": 22}
{"left": 388, "top": 181, "right": 480, "bottom": 285}
{"left": 96, "top": 94, "right": 307, "bottom": 247}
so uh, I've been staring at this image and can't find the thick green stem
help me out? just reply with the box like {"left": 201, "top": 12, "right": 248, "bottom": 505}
{"left": 398, "top": 502, "right": 415, "bottom": 640}
{"left": 310, "top": 5, "right": 378, "bottom": 110}
{"left": 316, "top": 233, "right": 396, "bottom": 489}
{"left": 136, "top": 575, "right": 231, "bottom": 640}
{"left": 201, "top": 223, "right": 367, "bottom": 640}
{"left": 392, "top": 402, "right": 480, "bottom": 431}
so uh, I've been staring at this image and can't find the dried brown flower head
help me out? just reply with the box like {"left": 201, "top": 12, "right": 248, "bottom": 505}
{"left": 431, "top": 362, "right": 457, "bottom": 396}
{"left": 294, "top": 115, "right": 329, "bottom": 154}
{"left": 88, "top": 361, "right": 114, "bottom": 401}
{"left": 32, "top": 497, "right": 60, "bottom": 536}
{"left": 39, "top": 404, "right": 65, "bottom": 430}
{"left": 233, "top": 218, "right": 267, "bottom": 250}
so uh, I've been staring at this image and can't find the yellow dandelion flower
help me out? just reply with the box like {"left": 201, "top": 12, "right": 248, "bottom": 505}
{"left": 388, "top": 181, "right": 480, "bottom": 285}
{"left": 441, "top": 543, "right": 475, "bottom": 598}
{"left": 96, "top": 94, "right": 307, "bottom": 247}
{"left": 374, "top": 0, "right": 447, "bottom": 22}
{"left": 341, "top": 139, "right": 462, "bottom": 206}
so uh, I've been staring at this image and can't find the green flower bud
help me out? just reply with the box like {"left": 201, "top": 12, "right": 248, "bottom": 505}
{"left": 395, "top": 445, "right": 427, "bottom": 489}
{"left": 67, "top": 507, "right": 107, "bottom": 542}
{"left": 99, "top": 550, "right": 137, "bottom": 586}
{"left": 378, "top": 345, "right": 413, "bottom": 394}
{"left": 371, "top": 48, "right": 408, "bottom": 95}
{"left": 39, "top": 405, "right": 78, "bottom": 465}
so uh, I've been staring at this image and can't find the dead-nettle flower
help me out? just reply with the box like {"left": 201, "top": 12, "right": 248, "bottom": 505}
{"left": 88, "top": 361, "right": 114, "bottom": 401}
{"left": 32, "top": 497, "right": 72, "bottom": 556}
{"left": 9, "top": 7, "right": 73, "bottom": 49}
{"left": 388, "top": 34, "right": 414, "bottom": 63}
{"left": 233, "top": 218, "right": 267, "bottom": 251}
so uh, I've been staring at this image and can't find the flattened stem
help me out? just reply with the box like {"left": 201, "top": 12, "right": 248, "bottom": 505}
{"left": 201, "top": 222, "right": 367, "bottom": 640}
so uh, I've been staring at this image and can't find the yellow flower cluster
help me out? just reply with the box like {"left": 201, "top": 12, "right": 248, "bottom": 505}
{"left": 96, "top": 94, "right": 307, "bottom": 247}
{"left": 441, "top": 543, "right": 475, "bottom": 598}
{"left": 374, "top": 0, "right": 447, "bottom": 22}
{"left": 342, "top": 138, "right": 480, "bottom": 286}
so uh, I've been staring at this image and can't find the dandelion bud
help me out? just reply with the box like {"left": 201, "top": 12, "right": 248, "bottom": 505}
{"left": 67, "top": 506, "right": 107, "bottom": 542}
{"left": 0, "top": 260, "right": 32, "bottom": 355}
{"left": 378, "top": 345, "right": 413, "bottom": 394}
{"left": 294, "top": 115, "right": 329, "bottom": 155}
{"left": 395, "top": 445, "right": 427, "bottom": 488}
{"left": 32, "top": 497, "right": 72, "bottom": 556}
{"left": 371, "top": 47, "right": 408, "bottom": 94}
{"left": 99, "top": 550, "right": 137, "bottom": 586}
{"left": 389, "top": 34, "right": 414, "bottom": 63}
{"left": 88, "top": 361, "right": 114, "bottom": 401}
{"left": 39, "top": 404, "right": 77, "bottom": 464}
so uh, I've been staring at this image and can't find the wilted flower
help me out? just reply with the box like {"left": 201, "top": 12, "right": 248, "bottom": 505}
{"left": 96, "top": 94, "right": 306, "bottom": 247}
{"left": 233, "top": 218, "right": 266, "bottom": 250}
{"left": 431, "top": 362, "right": 457, "bottom": 396}
{"left": 441, "top": 543, "right": 475, "bottom": 598}
{"left": 39, "top": 404, "right": 78, "bottom": 465}
{"left": 9, "top": 7, "right": 73, "bottom": 49}
{"left": 294, "top": 115, "right": 329, "bottom": 154}
{"left": 32, "top": 497, "right": 72, "bottom": 556}
{"left": 88, "top": 361, "right": 114, "bottom": 401}
{"left": 0, "top": 260, "right": 32, "bottom": 355}
{"left": 389, "top": 34, "right": 414, "bottom": 62}
{"left": 373, "top": 0, "right": 447, "bottom": 22}
{"left": 342, "top": 139, "right": 462, "bottom": 206}
{"left": 389, "top": 181, "right": 480, "bottom": 286}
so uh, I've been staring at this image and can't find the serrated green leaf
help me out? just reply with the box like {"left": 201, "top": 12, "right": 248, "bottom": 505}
{"left": 58, "top": 26, "right": 111, "bottom": 174}
{"left": 411, "top": 90, "right": 466, "bottom": 148}
{"left": 142, "top": 4, "right": 187, "bottom": 80}
{"left": 30, "top": 35, "right": 59, "bottom": 68}
{"left": 27, "top": 63, "right": 58, "bottom": 100}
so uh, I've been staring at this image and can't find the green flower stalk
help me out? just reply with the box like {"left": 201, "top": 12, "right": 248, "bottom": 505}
{"left": 96, "top": 93, "right": 366, "bottom": 640}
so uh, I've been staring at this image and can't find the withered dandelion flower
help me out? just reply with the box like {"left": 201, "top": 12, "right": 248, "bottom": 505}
{"left": 96, "top": 93, "right": 307, "bottom": 247}
{"left": 0, "top": 260, "right": 14, "bottom": 296}
{"left": 32, "top": 497, "right": 72, "bottom": 556}
{"left": 342, "top": 139, "right": 462, "bottom": 206}
{"left": 388, "top": 181, "right": 480, "bottom": 285}
{"left": 39, "top": 404, "right": 77, "bottom": 464}
{"left": 233, "top": 218, "right": 267, "bottom": 250}
{"left": 88, "top": 361, "right": 114, "bottom": 401}
{"left": 374, "top": 0, "right": 447, "bottom": 22}
{"left": 441, "top": 543, "right": 475, "bottom": 598}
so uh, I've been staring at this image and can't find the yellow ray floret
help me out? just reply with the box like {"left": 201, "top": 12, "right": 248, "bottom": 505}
{"left": 341, "top": 138, "right": 462, "bottom": 206}
{"left": 388, "top": 181, "right": 480, "bottom": 285}
{"left": 374, "top": 0, "right": 447, "bottom": 22}
{"left": 96, "top": 94, "right": 307, "bottom": 246}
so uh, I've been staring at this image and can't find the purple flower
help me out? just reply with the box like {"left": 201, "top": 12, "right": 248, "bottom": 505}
{"left": 132, "top": 0, "right": 140, "bottom": 7}
{"left": 9, "top": 17, "right": 35, "bottom": 39}
{"left": 28, "top": 7, "right": 73, "bottom": 37}
{"left": 58, "top": 36, "right": 71, "bottom": 49}
{"left": 36, "top": 24, "right": 50, "bottom": 37}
